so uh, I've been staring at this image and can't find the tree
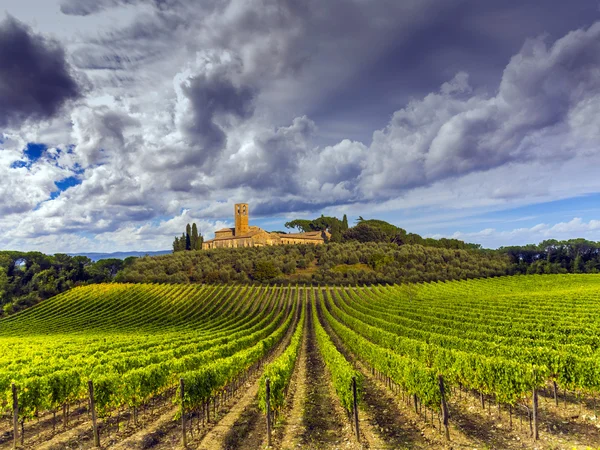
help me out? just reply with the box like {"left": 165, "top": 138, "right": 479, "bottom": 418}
{"left": 191, "top": 223, "right": 199, "bottom": 250}
{"left": 284, "top": 220, "right": 314, "bottom": 233}
{"left": 253, "top": 260, "right": 279, "bottom": 282}
{"left": 186, "top": 224, "right": 192, "bottom": 251}
{"left": 342, "top": 214, "right": 349, "bottom": 231}
{"left": 573, "top": 254, "right": 585, "bottom": 273}
{"left": 343, "top": 223, "right": 388, "bottom": 243}
{"left": 86, "top": 259, "right": 124, "bottom": 282}
{"left": 172, "top": 236, "right": 182, "bottom": 253}
{"left": 329, "top": 220, "right": 343, "bottom": 243}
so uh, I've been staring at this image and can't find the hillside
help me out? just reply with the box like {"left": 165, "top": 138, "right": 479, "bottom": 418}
{"left": 117, "top": 242, "right": 511, "bottom": 284}
{"left": 1, "top": 276, "right": 599, "bottom": 449}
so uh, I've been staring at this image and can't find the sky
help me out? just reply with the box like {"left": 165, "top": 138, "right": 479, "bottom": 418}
{"left": 1, "top": 0, "right": 600, "bottom": 253}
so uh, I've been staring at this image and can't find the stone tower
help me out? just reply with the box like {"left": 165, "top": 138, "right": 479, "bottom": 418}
{"left": 235, "top": 203, "right": 249, "bottom": 236}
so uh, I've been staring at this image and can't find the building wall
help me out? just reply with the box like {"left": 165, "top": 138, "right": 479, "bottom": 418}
{"left": 202, "top": 230, "right": 326, "bottom": 249}
{"left": 215, "top": 229, "right": 234, "bottom": 238}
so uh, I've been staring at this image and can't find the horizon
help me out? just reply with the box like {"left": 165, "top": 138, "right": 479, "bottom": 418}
{"left": 1, "top": 1, "right": 600, "bottom": 253}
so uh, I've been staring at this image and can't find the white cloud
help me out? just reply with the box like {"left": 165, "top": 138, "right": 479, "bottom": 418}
{"left": 1, "top": 3, "right": 600, "bottom": 253}
{"left": 437, "top": 218, "right": 600, "bottom": 248}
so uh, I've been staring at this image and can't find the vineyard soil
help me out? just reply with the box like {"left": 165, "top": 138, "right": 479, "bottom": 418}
{"left": 296, "top": 305, "right": 360, "bottom": 449}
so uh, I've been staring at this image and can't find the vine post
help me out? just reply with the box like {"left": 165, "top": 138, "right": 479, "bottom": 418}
{"left": 352, "top": 376, "right": 360, "bottom": 441}
{"left": 266, "top": 377, "right": 272, "bottom": 447}
{"left": 12, "top": 384, "right": 18, "bottom": 450}
{"left": 88, "top": 381, "right": 100, "bottom": 448}
{"left": 180, "top": 378, "right": 187, "bottom": 448}
{"left": 532, "top": 387, "right": 539, "bottom": 441}
{"left": 438, "top": 375, "right": 450, "bottom": 441}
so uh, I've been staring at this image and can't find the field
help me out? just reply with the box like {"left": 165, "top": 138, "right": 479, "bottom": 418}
{"left": 1, "top": 275, "right": 600, "bottom": 449}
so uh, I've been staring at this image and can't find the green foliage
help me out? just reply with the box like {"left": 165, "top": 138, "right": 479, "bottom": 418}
{"left": 284, "top": 219, "right": 314, "bottom": 232}
{"left": 329, "top": 220, "right": 343, "bottom": 243}
{"left": 317, "top": 275, "right": 600, "bottom": 409}
{"left": 0, "top": 284, "right": 297, "bottom": 425}
{"left": 313, "top": 289, "right": 362, "bottom": 413}
{"left": 258, "top": 297, "right": 305, "bottom": 416}
{"left": 119, "top": 242, "right": 511, "bottom": 285}
{"left": 0, "top": 251, "right": 120, "bottom": 315}
{"left": 173, "top": 223, "right": 204, "bottom": 252}
{"left": 285, "top": 216, "right": 344, "bottom": 234}
{"left": 499, "top": 239, "right": 600, "bottom": 274}
{"left": 191, "top": 223, "right": 201, "bottom": 250}
{"left": 253, "top": 260, "right": 280, "bottom": 282}
{"left": 2, "top": 276, "right": 600, "bottom": 431}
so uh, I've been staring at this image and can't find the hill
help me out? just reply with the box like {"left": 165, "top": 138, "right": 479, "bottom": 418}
{"left": 117, "top": 242, "right": 511, "bottom": 284}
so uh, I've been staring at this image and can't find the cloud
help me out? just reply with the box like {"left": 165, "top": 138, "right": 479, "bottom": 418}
{"left": 0, "top": 15, "right": 82, "bottom": 129}
{"left": 0, "top": 135, "right": 73, "bottom": 216}
{"left": 70, "top": 105, "right": 140, "bottom": 166}
{"left": 59, "top": 0, "right": 138, "bottom": 16}
{"left": 2, "top": 3, "right": 600, "bottom": 253}
{"left": 359, "top": 22, "right": 600, "bottom": 198}
{"left": 438, "top": 217, "right": 600, "bottom": 248}
{"left": 172, "top": 51, "right": 256, "bottom": 168}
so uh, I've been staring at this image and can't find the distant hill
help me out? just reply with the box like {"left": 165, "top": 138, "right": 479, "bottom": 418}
{"left": 67, "top": 250, "right": 171, "bottom": 262}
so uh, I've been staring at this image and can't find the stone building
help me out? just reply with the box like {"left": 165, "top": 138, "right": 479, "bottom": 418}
{"left": 202, "top": 203, "right": 329, "bottom": 249}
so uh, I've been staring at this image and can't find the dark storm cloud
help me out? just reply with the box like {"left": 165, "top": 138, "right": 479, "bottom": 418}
{"left": 359, "top": 20, "right": 600, "bottom": 198}
{"left": 252, "top": 198, "right": 345, "bottom": 217}
{"left": 309, "top": 0, "right": 600, "bottom": 143}
{"left": 0, "top": 16, "right": 82, "bottom": 129}
{"left": 182, "top": 74, "right": 254, "bottom": 158}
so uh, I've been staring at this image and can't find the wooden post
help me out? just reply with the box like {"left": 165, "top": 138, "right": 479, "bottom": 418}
{"left": 12, "top": 384, "right": 18, "bottom": 450}
{"left": 180, "top": 379, "right": 187, "bottom": 448}
{"left": 553, "top": 381, "right": 558, "bottom": 407}
{"left": 88, "top": 381, "right": 100, "bottom": 448}
{"left": 266, "top": 378, "right": 272, "bottom": 447}
{"left": 352, "top": 376, "right": 360, "bottom": 441}
{"left": 438, "top": 375, "right": 450, "bottom": 441}
{"left": 532, "top": 388, "right": 539, "bottom": 441}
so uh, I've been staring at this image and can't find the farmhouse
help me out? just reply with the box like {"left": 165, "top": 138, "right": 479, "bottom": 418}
{"left": 202, "top": 203, "right": 329, "bottom": 249}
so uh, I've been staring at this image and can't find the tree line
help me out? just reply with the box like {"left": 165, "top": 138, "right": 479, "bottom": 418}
{"left": 0, "top": 252, "right": 132, "bottom": 316}
{"left": 118, "top": 242, "right": 511, "bottom": 285}
{"left": 498, "top": 238, "right": 600, "bottom": 274}
{"left": 284, "top": 215, "right": 481, "bottom": 250}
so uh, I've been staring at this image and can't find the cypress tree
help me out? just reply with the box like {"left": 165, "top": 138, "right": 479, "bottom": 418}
{"left": 342, "top": 214, "right": 349, "bottom": 231}
{"left": 185, "top": 224, "right": 192, "bottom": 251}
{"left": 191, "top": 223, "right": 199, "bottom": 250}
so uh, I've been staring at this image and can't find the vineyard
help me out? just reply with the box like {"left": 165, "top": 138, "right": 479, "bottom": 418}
{"left": 1, "top": 275, "right": 600, "bottom": 449}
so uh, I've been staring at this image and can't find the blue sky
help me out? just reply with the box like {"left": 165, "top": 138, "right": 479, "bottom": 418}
{"left": 1, "top": 1, "right": 600, "bottom": 253}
